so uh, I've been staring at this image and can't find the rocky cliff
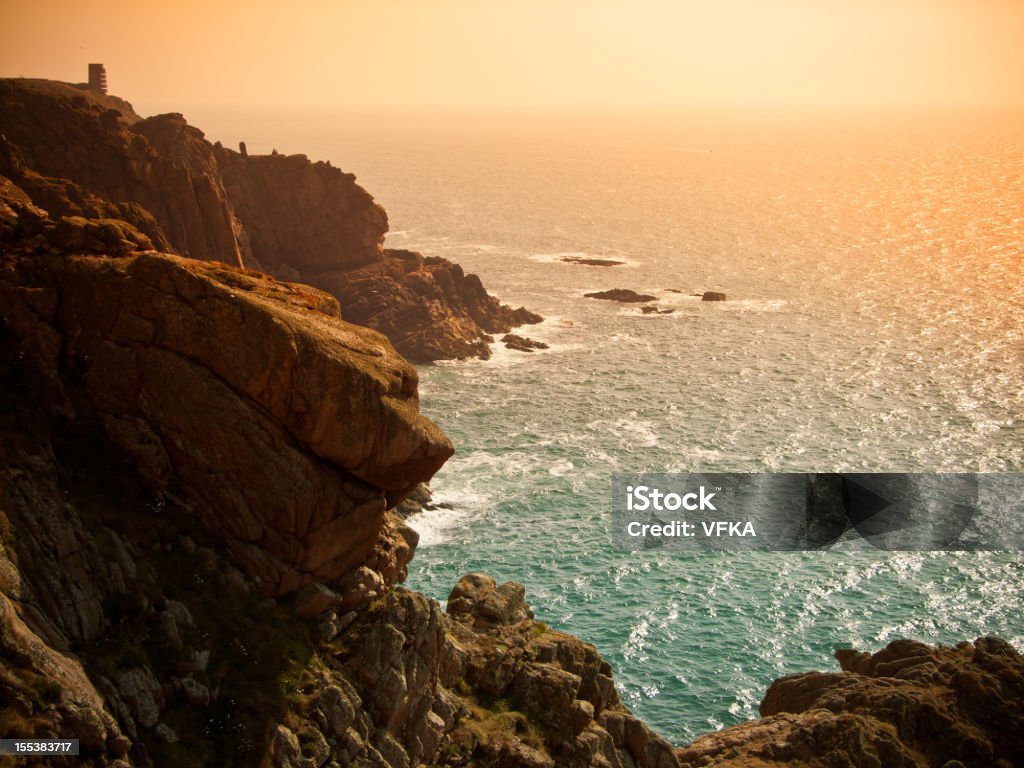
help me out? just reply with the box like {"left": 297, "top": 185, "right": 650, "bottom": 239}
{"left": 0, "top": 80, "right": 242, "bottom": 265}
{"left": 0, "top": 78, "right": 540, "bottom": 362}
{"left": 678, "top": 636, "right": 1024, "bottom": 768}
{"left": 0, "top": 174, "right": 671, "bottom": 766}
{"left": 2, "top": 79, "right": 1022, "bottom": 768}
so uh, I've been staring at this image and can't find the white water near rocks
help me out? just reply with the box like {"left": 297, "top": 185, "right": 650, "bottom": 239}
{"left": 186, "top": 106, "right": 1024, "bottom": 744}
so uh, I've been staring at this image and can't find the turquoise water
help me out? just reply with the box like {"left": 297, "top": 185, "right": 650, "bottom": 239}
{"left": 188, "top": 107, "right": 1024, "bottom": 744}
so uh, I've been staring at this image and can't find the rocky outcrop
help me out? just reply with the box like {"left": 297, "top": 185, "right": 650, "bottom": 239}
{"left": 502, "top": 333, "right": 549, "bottom": 352}
{"left": 392, "top": 483, "right": 454, "bottom": 518}
{"left": 309, "top": 574, "right": 679, "bottom": 768}
{"left": 678, "top": 637, "right": 1024, "bottom": 768}
{"left": 0, "top": 77, "right": 541, "bottom": 362}
{"left": 0, "top": 176, "right": 444, "bottom": 761}
{"left": 1, "top": 365, "right": 672, "bottom": 768}
{"left": 701, "top": 291, "right": 726, "bottom": 302}
{"left": 585, "top": 289, "right": 657, "bottom": 303}
{"left": 315, "top": 249, "right": 541, "bottom": 362}
{"left": 217, "top": 151, "right": 541, "bottom": 361}
{"left": 1, "top": 173, "right": 156, "bottom": 257}
{"left": 1, "top": 170, "right": 660, "bottom": 766}
{"left": 216, "top": 146, "right": 388, "bottom": 274}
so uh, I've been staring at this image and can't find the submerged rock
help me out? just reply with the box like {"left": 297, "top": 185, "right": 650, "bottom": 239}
{"left": 562, "top": 256, "right": 625, "bottom": 266}
{"left": 392, "top": 483, "right": 455, "bottom": 518}
{"left": 584, "top": 288, "right": 657, "bottom": 303}
{"left": 502, "top": 333, "right": 550, "bottom": 352}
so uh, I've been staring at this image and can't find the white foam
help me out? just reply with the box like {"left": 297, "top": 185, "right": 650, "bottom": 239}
{"left": 440, "top": 448, "right": 561, "bottom": 481}
{"left": 429, "top": 316, "right": 583, "bottom": 369}
{"left": 665, "top": 446, "right": 726, "bottom": 470}
{"left": 711, "top": 298, "right": 789, "bottom": 313}
{"left": 439, "top": 242, "right": 499, "bottom": 253}
{"left": 406, "top": 506, "right": 475, "bottom": 548}
{"left": 612, "top": 418, "right": 660, "bottom": 449}
{"left": 618, "top": 305, "right": 678, "bottom": 318}
{"left": 405, "top": 486, "right": 489, "bottom": 548}
{"left": 548, "top": 459, "right": 575, "bottom": 477}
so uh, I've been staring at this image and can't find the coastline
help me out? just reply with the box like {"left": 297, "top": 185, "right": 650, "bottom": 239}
{"left": 2, "top": 78, "right": 1022, "bottom": 767}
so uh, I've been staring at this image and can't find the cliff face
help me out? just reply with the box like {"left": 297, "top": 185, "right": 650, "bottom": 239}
{"left": 0, "top": 78, "right": 540, "bottom": 361}
{"left": 1, "top": 249, "right": 451, "bottom": 596}
{"left": 0, "top": 175, "right": 667, "bottom": 766}
{"left": 1, "top": 169, "right": 452, "bottom": 599}
{"left": 0, "top": 80, "right": 245, "bottom": 265}
{"left": 216, "top": 147, "right": 387, "bottom": 274}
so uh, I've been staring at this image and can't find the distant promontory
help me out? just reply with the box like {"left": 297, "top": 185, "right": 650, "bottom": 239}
{"left": 0, "top": 78, "right": 539, "bottom": 362}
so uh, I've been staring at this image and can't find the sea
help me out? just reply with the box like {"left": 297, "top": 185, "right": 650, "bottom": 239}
{"left": 176, "top": 104, "right": 1024, "bottom": 745}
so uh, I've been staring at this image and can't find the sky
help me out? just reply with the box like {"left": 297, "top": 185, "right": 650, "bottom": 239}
{"left": 1, "top": 0, "right": 1023, "bottom": 112}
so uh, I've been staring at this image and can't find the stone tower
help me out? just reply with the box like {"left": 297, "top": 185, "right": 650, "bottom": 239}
{"left": 88, "top": 63, "right": 107, "bottom": 94}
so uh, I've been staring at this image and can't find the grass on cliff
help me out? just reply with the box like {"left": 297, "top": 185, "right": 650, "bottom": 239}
{"left": 437, "top": 692, "right": 547, "bottom": 765}
{"left": 0, "top": 666, "right": 64, "bottom": 742}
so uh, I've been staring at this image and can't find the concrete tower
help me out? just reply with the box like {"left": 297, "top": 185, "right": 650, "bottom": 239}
{"left": 88, "top": 63, "right": 107, "bottom": 94}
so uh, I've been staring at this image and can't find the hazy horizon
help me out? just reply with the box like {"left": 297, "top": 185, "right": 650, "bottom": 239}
{"left": 3, "top": 0, "right": 1024, "bottom": 114}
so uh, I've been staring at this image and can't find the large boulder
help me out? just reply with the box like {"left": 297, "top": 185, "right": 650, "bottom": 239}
{"left": 0, "top": 248, "right": 452, "bottom": 595}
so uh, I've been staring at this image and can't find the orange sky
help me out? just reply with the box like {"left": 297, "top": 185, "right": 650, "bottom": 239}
{"left": 2, "top": 0, "right": 1022, "bottom": 111}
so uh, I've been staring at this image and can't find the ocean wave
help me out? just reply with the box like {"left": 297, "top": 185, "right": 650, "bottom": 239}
{"left": 406, "top": 505, "right": 480, "bottom": 548}
{"left": 405, "top": 485, "right": 491, "bottom": 547}
{"left": 705, "top": 298, "right": 789, "bottom": 313}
